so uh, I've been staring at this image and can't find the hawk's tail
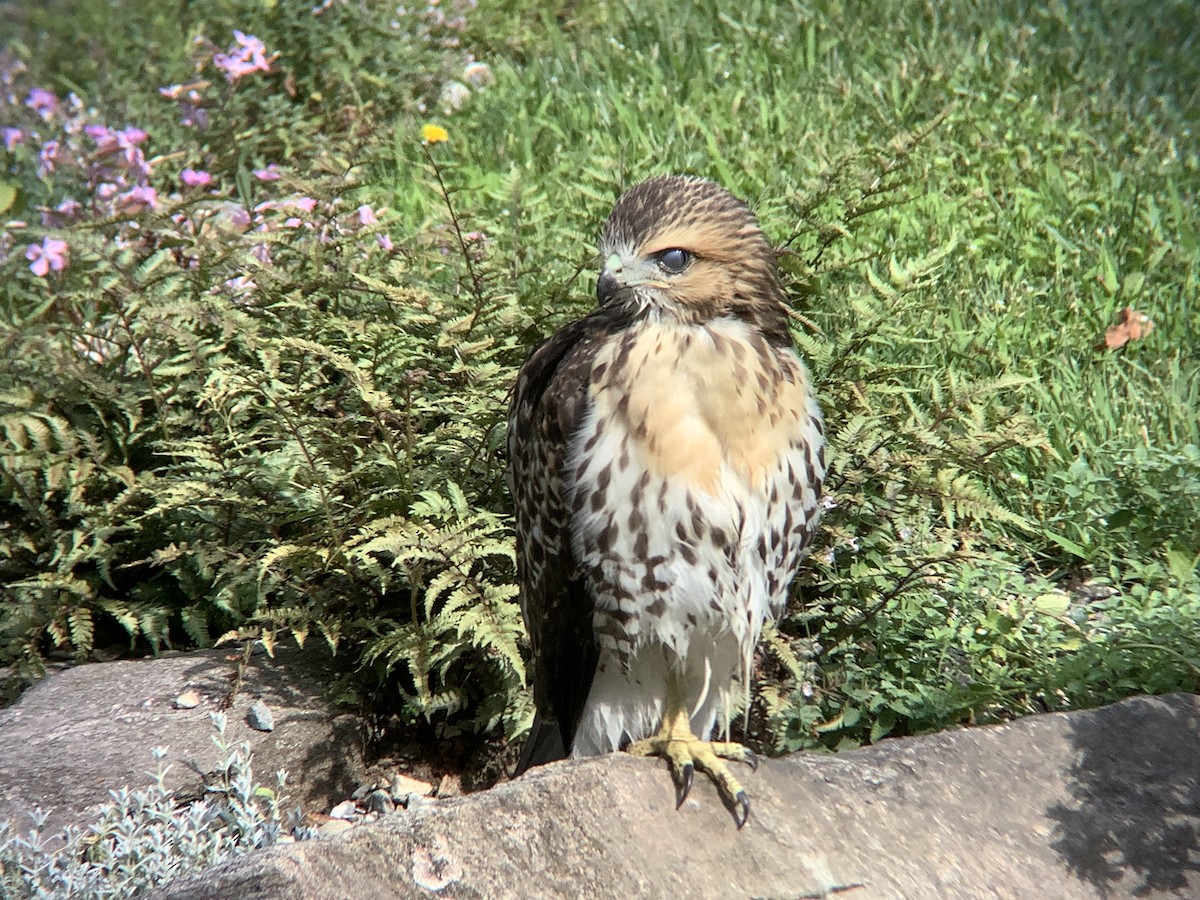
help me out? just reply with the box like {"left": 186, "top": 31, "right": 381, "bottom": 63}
{"left": 512, "top": 712, "right": 566, "bottom": 777}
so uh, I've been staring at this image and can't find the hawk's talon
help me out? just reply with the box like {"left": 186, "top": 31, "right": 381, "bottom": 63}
{"left": 627, "top": 714, "right": 756, "bottom": 827}
{"left": 734, "top": 789, "right": 750, "bottom": 829}
{"left": 675, "top": 763, "right": 695, "bottom": 808}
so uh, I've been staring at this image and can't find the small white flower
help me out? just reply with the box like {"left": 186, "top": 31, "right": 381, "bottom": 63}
{"left": 462, "top": 61, "right": 494, "bottom": 88}
{"left": 439, "top": 80, "right": 471, "bottom": 111}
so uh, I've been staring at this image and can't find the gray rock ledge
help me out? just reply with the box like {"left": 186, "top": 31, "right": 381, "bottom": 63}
{"left": 157, "top": 692, "right": 1200, "bottom": 899}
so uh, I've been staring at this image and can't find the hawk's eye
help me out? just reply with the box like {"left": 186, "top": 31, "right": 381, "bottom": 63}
{"left": 656, "top": 248, "right": 691, "bottom": 273}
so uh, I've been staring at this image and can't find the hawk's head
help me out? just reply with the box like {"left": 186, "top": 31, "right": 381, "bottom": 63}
{"left": 596, "top": 175, "right": 789, "bottom": 342}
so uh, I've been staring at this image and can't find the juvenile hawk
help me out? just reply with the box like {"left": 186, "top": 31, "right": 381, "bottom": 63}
{"left": 508, "top": 175, "right": 825, "bottom": 827}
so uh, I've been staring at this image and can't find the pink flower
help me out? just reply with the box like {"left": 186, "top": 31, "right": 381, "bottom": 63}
{"left": 25, "top": 237, "right": 68, "bottom": 276}
{"left": 377, "top": 233, "right": 395, "bottom": 252}
{"left": 283, "top": 216, "right": 303, "bottom": 228}
{"left": 43, "top": 199, "right": 82, "bottom": 225}
{"left": 223, "top": 274, "right": 258, "bottom": 306}
{"left": 159, "top": 84, "right": 184, "bottom": 99}
{"left": 251, "top": 242, "right": 271, "bottom": 264}
{"left": 2, "top": 127, "right": 22, "bottom": 151}
{"left": 115, "top": 185, "right": 158, "bottom": 213}
{"left": 227, "top": 205, "right": 251, "bottom": 228}
{"left": 292, "top": 196, "right": 317, "bottom": 213}
{"left": 355, "top": 204, "right": 378, "bottom": 226}
{"left": 253, "top": 163, "right": 281, "bottom": 181}
{"left": 181, "top": 168, "right": 213, "bottom": 187}
{"left": 25, "top": 87, "right": 58, "bottom": 119}
{"left": 119, "top": 126, "right": 148, "bottom": 146}
{"left": 214, "top": 30, "right": 275, "bottom": 82}
{"left": 88, "top": 125, "right": 150, "bottom": 172}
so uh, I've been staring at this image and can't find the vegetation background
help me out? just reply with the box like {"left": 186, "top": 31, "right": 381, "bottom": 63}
{"left": 2, "top": 0, "right": 1197, "bottom": 770}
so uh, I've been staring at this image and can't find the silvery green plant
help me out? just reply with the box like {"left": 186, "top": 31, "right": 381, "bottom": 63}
{"left": 0, "top": 713, "right": 296, "bottom": 897}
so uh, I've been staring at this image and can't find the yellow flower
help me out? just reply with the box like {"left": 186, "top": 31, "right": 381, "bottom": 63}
{"left": 421, "top": 124, "right": 449, "bottom": 144}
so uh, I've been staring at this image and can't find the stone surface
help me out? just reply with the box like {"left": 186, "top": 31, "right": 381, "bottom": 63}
{"left": 0, "top": 647, "right": 366, "bottom": 836}
{"left": 157, "top": 693, "right": 1200, "bottom": 899}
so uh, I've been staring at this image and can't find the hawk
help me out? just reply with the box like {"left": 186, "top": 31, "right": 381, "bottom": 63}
{"left": 508, "top": 174, "right": 825, "bottom": 826}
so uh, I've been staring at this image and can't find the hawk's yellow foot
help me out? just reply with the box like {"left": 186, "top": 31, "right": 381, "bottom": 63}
{"left": 627, "top": 709, "right": 757, "bottom": 828}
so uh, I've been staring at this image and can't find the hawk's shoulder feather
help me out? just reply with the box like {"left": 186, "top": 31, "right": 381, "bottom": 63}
{"left": 508, "top": 311, "right": 623, "bottom": 772}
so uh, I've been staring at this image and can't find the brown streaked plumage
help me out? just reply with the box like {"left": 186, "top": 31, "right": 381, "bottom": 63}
{"left": 508, "top": 174, "right": 825, "bottom": 827}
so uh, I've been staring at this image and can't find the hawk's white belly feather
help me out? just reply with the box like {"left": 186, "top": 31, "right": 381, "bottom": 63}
{"left": 565, "top": 318, "right": 824, "bottom": 755}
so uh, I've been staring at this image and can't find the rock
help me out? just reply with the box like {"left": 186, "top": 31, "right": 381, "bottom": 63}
{"left": 0, "top": 647, "right": 367, "bottom": 837}
{"left": 247, "top": 700, "right": 275, "bottom": 732}
{"left": 315, "top": 818, "right": 354, "bottom": 839}
{"left": 173, "top": 689, "right": 201, "bottom": 709}
{"left": 156, "top": 694, "right": 1200, "bottom": 899}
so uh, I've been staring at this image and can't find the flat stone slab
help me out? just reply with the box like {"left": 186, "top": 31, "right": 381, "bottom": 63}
{"left": 0, "top": 647, "right": 365, "bottom": 837}
{"left": 158, "top": 692, "right": 1200, "bottom": 899}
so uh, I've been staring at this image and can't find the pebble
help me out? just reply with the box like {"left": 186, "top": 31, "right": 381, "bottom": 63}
{"left": 329, "top": 800, "right": 358, "bottom": 820}
{"left": 246, "top": 700, "right": 274, "bottom": 732}
{"left": 173, "top": 689, "right": 201, "bottom": 709}
{"left": 390, "top": 772, "right": 435, "bottom": 804}
{"left": 366, "top": 789, "right": 394, "bottom": 815}
{"left": 436, "top": 774, "right": 459, "bottom": 798}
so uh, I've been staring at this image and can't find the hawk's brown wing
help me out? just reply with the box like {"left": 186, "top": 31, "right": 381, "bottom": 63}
{"left": 508, "top": 315, "right": 614, "bottom": 773}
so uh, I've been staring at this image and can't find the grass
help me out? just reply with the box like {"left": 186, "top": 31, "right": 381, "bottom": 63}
{"left": 1, "top": 0, "right": 1197, "bottom": 764}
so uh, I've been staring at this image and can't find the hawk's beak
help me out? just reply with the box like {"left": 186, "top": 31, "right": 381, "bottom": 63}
{"left": 597, "top": 269, "right": 620, "bottom": 305}
{"left": 597, "top": 252, "right": 625, "bottom": 305}
{"left": 597, "top": 252, "right": 663, "bottom": 305}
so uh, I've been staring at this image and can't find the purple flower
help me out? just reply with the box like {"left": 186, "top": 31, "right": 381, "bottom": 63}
{"left": 37, "top": 139, "right": 59, "bottom": 178}
{"left": 214, "top": 31, "right": 274, "bottom": 82}
{"left": 181, "top": 168, "right": 213, "bottom": 187}
{"left": 355, "top": 204, "right": 378, "bottom": 226}
{"left": 25, "top": 87, "right": 59, "bottom": 119}
{"left": 115, "top": 185, "right": 159, "bottom": 213}
{"left": 251, "top": 242, "right": 271, "bottom": 264}
{"left": 377, "top": 233, "right": 395, "bottom": 252}
{"left": 2, "top": 127, "right": 22, "bottom": 151}
{"left": 181, "top": 102, "right": 209, "bottom": 130}
{"left": 253, "top": 163, "right": 281, "bottom": 181}
{"left": 25, "top": 237, "right": 69, "bottom": 276}
{"left": 55, "top": 199, "right": 82, "bottom": 217}
{"left": 227, "top": 205, "right": 252, "bottom": 228}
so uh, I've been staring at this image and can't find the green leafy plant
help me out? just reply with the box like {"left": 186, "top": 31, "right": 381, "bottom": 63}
{"left": 2, "top": 0, "right": 1198, "bottom": 765}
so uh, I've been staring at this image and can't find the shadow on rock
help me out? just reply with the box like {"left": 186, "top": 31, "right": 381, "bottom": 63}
{"left": 1048, "top": 694, "right": 1200, "bottom": 897}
